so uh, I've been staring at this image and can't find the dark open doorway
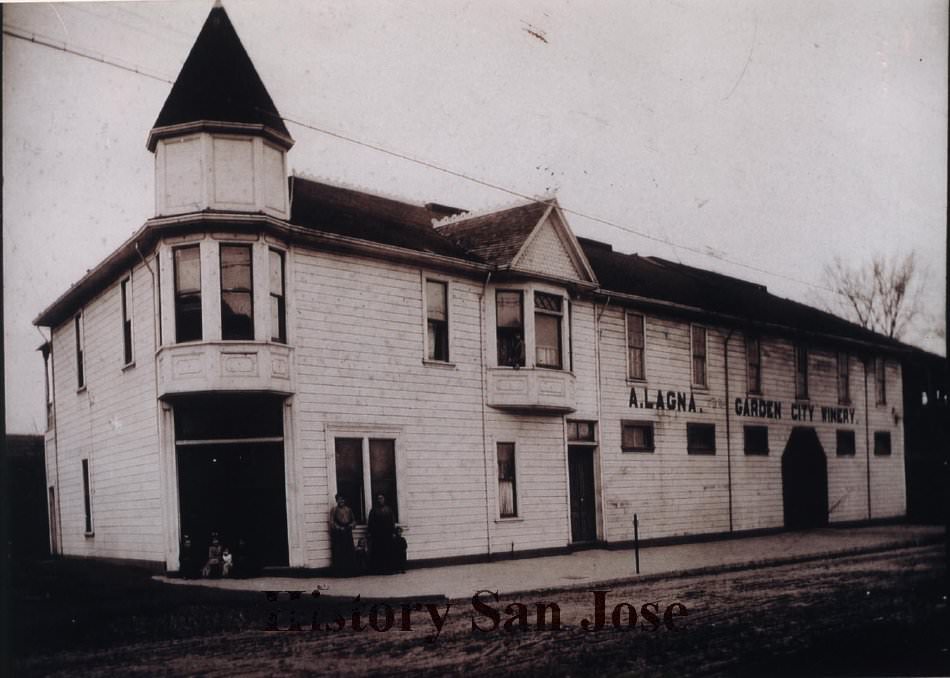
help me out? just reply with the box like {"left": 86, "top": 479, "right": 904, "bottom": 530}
{"left": 174, "top": 394, "right": 289, "bottom": 567}
{"left": 781, "top": 427, "right": 829, "bottom": 530}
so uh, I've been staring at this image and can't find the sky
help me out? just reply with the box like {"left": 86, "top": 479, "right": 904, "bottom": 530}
{"left": 3, "top": 0, "right": 947, "bottom": 434}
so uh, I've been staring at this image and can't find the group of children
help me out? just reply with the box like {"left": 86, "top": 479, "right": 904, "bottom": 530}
{"left": 179, "top": 532, "right": 259, "bottom": 579}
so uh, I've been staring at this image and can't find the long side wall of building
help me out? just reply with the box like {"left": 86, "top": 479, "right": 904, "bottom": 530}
{"left": 46, "top": 258, "right": 162, "bottom": 562}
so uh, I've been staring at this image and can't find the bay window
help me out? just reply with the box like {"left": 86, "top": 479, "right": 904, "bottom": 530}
{"left": 534, "top": 292, "right": 563, "bottom": 369}
{"left": 220, "top": 244, "right": 253, "bottom": 340}
{"left": 174, "top": 245, "right": 202, "bottom": 343}
{"left": 269, "top": 249, "right": 286, "bottom": 343}
{"left": 496, "top": 290, "right": 525, "bottom": 367}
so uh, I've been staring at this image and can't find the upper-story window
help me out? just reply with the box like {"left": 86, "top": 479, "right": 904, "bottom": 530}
{"left": 74, "top": 313, "right": 85, "bottom": 389}
{"left": 534, "top": 292, "right": 563, "bottom": 369}
{"left": 496, "top": 290, "right": 525, "bottom": 367}
{"left": 837, "top": 352, "right": 850, "bottom": 404}
{"left": 220, "top": 244, "right": 254, "bottom": 340}
{"left": 691, "top": 325, "right": 707, "bottom": 387}
{"left": 875, "top": 357, "right": 886, "bottom": 404}
{"left": 746, "top": 335, "right": 761, "bottom": 394}
{"left": 174, "top": 245, "right": 202, "bottom": 342}
{"left": 794, "top": 344, "right": 809, "bottom": 399}
{"left": 120, "top": 276, "right": 134, "bottom": 365}
{"left": 627, "top": 312, "right": 645, "bottom": 380}
{"left": 269, "top": 249, "right": 286, "bottom": 343}
{"left": 43, "top": 346, "right": 54, "bottom": 428}
{"left": 425, "top": 279, "right": 449, "bottom": 362}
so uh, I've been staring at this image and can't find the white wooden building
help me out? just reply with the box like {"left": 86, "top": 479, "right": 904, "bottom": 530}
{"left": 35, "top": 6, "right": 907, "bottom": 572}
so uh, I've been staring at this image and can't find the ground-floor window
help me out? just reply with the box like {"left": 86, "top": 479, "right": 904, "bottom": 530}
{"left": 687, "top": 423, "right": 716, "bottom": 455}
{"left": 497, "top": 442, "right": 517, "bottom": 518}
{"left": 836, "top": 430, "right": 856, "bottom": 456}
{"left": 334, "top": 436, "right": 398, "bottom": 523}
{"left": 81, "top": 459, "right": 93, "bottom": 535}
{"left": 743, "top": 425, "right": 769, "bottom": 455}
{"left": 873, "top": 431, "right": 892, "bottom": 456}
{"left": 621, "top": 421, "right": 654, "bottom": 452}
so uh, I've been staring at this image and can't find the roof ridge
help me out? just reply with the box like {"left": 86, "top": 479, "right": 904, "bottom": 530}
{"left": 291, "top": 172, "right": 427, "bottom": 210}
{"left": 433, "top": 194, "right": 554, "bottom": 228}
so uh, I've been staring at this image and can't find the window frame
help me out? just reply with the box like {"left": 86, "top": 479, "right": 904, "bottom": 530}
{"left": 794, "top": 344, "right": 809, "bottom": 400}
{"left": 626, "top": 312, "right": 646, "bottom": 381}
{"left": 120, "top": 275, "right": 134, "bottom": 367}
{"left": 686, "top": 422, "right": 716, "bottom": 455}
{"left": 533, "top": 291, "right": 564, "bottom": 369}
{"left": 836, "top": 429, "right": 856, "bottom": 457}
{"left": 495, "top": 289, "right": 526, "bottom": 367}
{"left": 269, "top": 248, "right": 287, "bottom": 344}
{"left": 496, "top": 441, "right": 518, "bottom": 519}
{"left": 328, "top": 427, "right": 403, "bottom": 527}
{"left": 423, "top": 276, "right": 451, "bottom": 363}
{"left": 43, "top": 345, "right": 54, "bottom": 429}
{"left": 219, "top": 243, "right": 255, "bottom": 341}
{"left": 873, "top": 430, "right": 892, "bottom": 456}
{"left": 837, "top": 352, "right": 850, "bottom": 404}
{"left": 691, "top": 324, "right": 708, "bottom": 388}
{"left": 743, "top": 425, "right": 769, "bottom": 455}
{"left": 173, "top": 244, "right": 203, "bottom": 343}
{"left": 74, "top": 313, "right": 85, "bottom": 390}
{"left": 81, "top": 458, "right": 94, "bottom": 536}
{"left": 621, "top": 420, "right": 655, "bottom": 453}
{"left": 875, "top": 357, "right": 887, "bottom": 405}
{"left": 746, "top": 335, "right": 761, "bottom": 395}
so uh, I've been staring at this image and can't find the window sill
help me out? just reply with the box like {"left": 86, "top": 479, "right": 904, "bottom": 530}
{"left": 687, "top": 450, "right": 716, "bottom": 456}
{"left": 621, "top": 448, "right": 655, "bottom": 454}
{"left": 746, "top": 390, "right": 763, "bottom": 397}
{"left": 626, "top": 378, "right": 648, "bottom": 386}
{"left": 84, "top": 531, "right": 95, "bottom": 538}
{"left": 76, "top": 386, "right": 87, "bottom": 394}
{"left": 422, "top": 359, "right": 456, "bottom": 369}
{"left": 122, "top": 361, "right": 136, "bottom": 372}
{"left": 495, "top": 517, "right": 523, "bottom": 523}
{"left": 691, "top": 384, "right": 709, "bottom": 392}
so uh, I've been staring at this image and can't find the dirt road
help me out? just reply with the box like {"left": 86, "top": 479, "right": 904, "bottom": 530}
{"left": 17, "top": 544, "right": 948, "bottom": 676}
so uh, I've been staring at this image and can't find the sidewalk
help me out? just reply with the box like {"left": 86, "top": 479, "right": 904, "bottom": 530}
{"left": 156, "top": 523, "right": 943, "bottom": 600}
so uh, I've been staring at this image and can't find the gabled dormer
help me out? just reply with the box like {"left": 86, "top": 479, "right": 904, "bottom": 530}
{"left": 147, "top": 4, "right": 294, "bottom": 219}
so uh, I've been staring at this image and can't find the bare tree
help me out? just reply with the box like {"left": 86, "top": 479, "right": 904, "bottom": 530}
{"left": 822, "top": 252, "right": 925, "bottom": 340}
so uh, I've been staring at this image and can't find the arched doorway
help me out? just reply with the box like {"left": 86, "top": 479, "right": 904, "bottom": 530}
{"left": 781, "top": 427, "right": 828, "bottom": 530}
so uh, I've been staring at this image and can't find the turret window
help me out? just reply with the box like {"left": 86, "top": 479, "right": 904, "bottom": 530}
{"left": 269, "top": 249, "right": 286, "bottom": 343}
{"left": 174, "top": 245, "right": 202, "bottom": 342}
{"left": 220, "top": 244, "right": 254, "bottom": 340}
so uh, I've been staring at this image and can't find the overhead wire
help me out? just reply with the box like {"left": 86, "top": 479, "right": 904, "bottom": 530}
{"left": 4, "top": 21, "right": 839, "bottom": 296}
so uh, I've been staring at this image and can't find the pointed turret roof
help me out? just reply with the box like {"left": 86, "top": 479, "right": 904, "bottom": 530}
{"left": 147, "top": 4, "right": 293, "bottom": 150}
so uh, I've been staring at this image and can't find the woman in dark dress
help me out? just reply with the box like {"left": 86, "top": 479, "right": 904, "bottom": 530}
{"left": 367, "top": 493, "right": 395, "bottom": 574}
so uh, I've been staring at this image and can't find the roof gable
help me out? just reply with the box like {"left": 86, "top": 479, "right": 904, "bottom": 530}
{"left": 148, "top": 6, "right": 292, "bottom": 149}
{"left": 436, "top": 201, "right": 549, "bottom": 266}
{"left": 511, "top": 205, "right": 597, "bottom": 283}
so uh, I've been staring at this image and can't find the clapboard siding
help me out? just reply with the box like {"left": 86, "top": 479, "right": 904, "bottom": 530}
{"left": 291, "top": 249, "right": 489, "bottom": 566}
{"left": 48, "top": 260, "right": 162, "bottom": 563}
{"left": 595, "top": 302, "right": 906, "bottom": 541}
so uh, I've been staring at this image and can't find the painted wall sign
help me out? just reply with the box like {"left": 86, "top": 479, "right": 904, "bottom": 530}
{"left": 734, "top": 397, "right": 856, "bottom": 425}
{"left": 628, "top": 387, "right": 698, "bottom": 413}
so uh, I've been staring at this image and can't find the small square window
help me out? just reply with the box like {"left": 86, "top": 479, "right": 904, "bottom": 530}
{"left": 873, "top": 431, "right": 891, "bottom": 456}
{"left": 568, "top": 420, "right": 597, "bottom": 442}
{"left": 622, "top": 421, "right": 654, "bottom": 452}
{"left": 836, "top": 430, "right": 856, "bottom": 456}
{"left": 743, "top": 426, "right": 769, "bottom": 455}
{"left": 687, "top": 423, "right": 716, "bottom": 455}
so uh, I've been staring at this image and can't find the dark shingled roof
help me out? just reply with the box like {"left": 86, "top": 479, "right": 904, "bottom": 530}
{"left": 289, "top": 177, "right": 479, "bottom": 260}
{"left": 436, "top": 201, "right": 551, "bottom": 267}
{"left": 151, "top": 6, "right": 291, "bottom": 141}
{"left": 579, "top": 238, "right": 906, "bottom": 349}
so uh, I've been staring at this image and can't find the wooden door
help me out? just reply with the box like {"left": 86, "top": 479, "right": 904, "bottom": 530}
{"left": 568, "top": 446, "right": 597, "bottom": 543}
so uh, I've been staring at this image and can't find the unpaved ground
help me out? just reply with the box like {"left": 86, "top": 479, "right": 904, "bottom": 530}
{"left": 16, "top": 545, "right": 948, "bottom": 677}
